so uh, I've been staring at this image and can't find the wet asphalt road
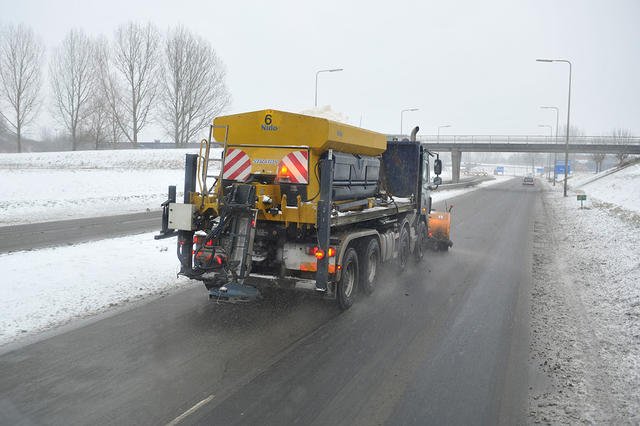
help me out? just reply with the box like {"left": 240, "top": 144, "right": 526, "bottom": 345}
{"left": 0, "top": 211, "right": 161, "bottom": 253}
{"left": 0, "top": 178, "right": 539, "bottom": 425}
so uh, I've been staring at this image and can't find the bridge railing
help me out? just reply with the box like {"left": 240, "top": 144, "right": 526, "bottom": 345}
{"left": 417, "top": 135, "right": 640, "bottom": 145}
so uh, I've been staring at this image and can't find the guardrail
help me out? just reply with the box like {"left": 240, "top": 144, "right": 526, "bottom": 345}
{"left": 417, "top": 135, "right": 640, "bottom": 144}
{"left": 436, "top": 175, "right": 494, "bottom": 190}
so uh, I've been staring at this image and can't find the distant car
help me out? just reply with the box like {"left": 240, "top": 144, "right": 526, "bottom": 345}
{"left": 523, "top": 175, "right": 534, "bottom": 185}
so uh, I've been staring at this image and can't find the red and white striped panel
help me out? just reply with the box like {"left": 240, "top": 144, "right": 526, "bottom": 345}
{"left": 281, "top": 150, "right": 309, "bottom": 184}
{"left": 223, "top": 148, "right": 251, "bottom": 181}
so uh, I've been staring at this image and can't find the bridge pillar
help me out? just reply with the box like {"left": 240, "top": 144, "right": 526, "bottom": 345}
{"left": 451, "top": 149, "right": 462, "bottom": 183}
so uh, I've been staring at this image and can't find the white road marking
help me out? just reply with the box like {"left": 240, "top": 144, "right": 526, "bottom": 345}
{"left": 166, "top": 394, "right": 215, "bottom": 426}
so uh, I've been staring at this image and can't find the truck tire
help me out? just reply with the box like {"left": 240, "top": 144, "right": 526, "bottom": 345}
{"left": 360, "top": 238, "right": 380, "bottom": 295}
{"left": 397, "top": 226, "right": 410, "bottom": 272}
{"left": 337, "top": 248, "right": 359, "bottom": 310}
{"left": 414, "top": 221, "right": 426, "bottom": 263}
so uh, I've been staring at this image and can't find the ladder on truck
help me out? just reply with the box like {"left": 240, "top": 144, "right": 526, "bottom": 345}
{"left": 196, "top": 125, "right": 227, "bottom": 200}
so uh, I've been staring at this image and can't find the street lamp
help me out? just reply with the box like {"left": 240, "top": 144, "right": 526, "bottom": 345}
{"left": 314, "top": 68, "right": 343, "bottom": 107}
{"left": 539, "top": 124, "right": 553, "bottom": 177}
{"left": 437, "top": 124, "right": 451, "bottom": 143}
{"left": 540, "top": 106, "right": 560, "bottom": 185}
{"left": 400, "top": 108, "right": 419, "bottom": 135}
{"left": 536, "top": 59, "right": 572, "bottom": 196}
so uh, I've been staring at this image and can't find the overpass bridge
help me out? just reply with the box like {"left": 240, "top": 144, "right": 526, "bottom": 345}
{"left": 413, "top": 135, "right": 640, "bottom": 182}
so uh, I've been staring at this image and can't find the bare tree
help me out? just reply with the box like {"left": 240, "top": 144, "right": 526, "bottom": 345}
{"left": 612, "top": 128, "right": 632, "bottom": 165}
{"left": 0, "top": 113, "right": 7, "bottom": 138}
{"left": 85, "top": 94, "right": 110, "bottom": 148}
{"left": 590, "top": 135, "right": 606, "bottom": 173}
{"left": 49, "top": 29, "right": 96, "bottom": 151}
{"left": 94, "top": 36, "right": 125, "bottom": 145}
{"left": 591, "top": 151, "right": 606, "bottom": 173}
{"left": 86, "top": 42, "right": 119, "bottom": 149}
{"left": 159, "top": 26, "right": 230, "bottom": 145}
{"left": 97, "top": 22, "right": 161, "bottom": 145}
{"left": 0, "top": 24, "right": 45, "bottom": 152}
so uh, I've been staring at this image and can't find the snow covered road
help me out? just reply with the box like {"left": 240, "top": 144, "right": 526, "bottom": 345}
{"left": 0, "top": 177, "right": 536, "bottom": 425}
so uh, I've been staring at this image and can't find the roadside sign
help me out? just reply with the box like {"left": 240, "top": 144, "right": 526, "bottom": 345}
{"left": 577, "top": 193, "right": 587, "bottom": 208}
{"left": 535, "top": 167, "right": 544, "bottom": 175}
{"left": 495, "top": 166, "right": 504, "bottom": 175}
{"left": 555, "top": 162, "right": 572, "bottom": 175}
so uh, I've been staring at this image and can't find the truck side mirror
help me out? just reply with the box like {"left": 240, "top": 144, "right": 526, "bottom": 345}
{"left": 432, "top": 176, "right": 442, "bottom": 186}
{"left": 434, "top": 158, "right": 442, "bottom": 176}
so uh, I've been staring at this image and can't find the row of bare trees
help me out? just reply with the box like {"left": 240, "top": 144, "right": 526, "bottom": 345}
{"left": 0, "top": 22, "right": 230, "bottom": 152}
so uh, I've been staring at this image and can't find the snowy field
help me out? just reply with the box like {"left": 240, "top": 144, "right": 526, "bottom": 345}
{"left": 0, "top": 148, "right": 221, "bottom": 170}
{"left": 529, "top": 182, "right": 640, "bottom": 423}
{"left": 0, "top": 149, "right": 222, "bottom": 225}
{"left": 0, "top": 233, "right": 190, "bottom": 347}
{"left": 572, "top": 162, "right": 640, "bottom": 214}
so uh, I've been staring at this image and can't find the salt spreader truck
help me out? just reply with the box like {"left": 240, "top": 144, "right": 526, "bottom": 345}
{"left": 156, "top": 109, "right": 444, "bottom": 309}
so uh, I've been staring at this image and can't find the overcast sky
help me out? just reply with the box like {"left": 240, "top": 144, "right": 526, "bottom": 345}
{"left": 2, "top": 0, "right": 639, "bottom": 139}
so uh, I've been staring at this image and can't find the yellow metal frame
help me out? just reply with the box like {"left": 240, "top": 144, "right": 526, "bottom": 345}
{"left": 213, "top": 109, "right": 386, "bottom": 156}
{"left": 194, "top": 109, "right": 388, "bottom": 226}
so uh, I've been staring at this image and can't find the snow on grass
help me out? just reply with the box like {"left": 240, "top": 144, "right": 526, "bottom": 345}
{"left": 0, "top": 232, "right": 191, "bottom": 347}
{"left": 576, "top": 162, "right": 640, "bottom": 213}
{"left": 529, "top": 182, "right": 640, "bottom": 423}
{"left": 0, "top": 149, "right": 221, "bottom": 225}
{"left": 0, "top": 169, "right": 185, "bottom": 224}
{"left": 0, "top": 148, "right": 222, "bottom": 170}
{"left": 431, "top": 175, "right": 514, "bottom": 203}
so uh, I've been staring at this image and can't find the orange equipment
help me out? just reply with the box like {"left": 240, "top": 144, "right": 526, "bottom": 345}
{"left": 428, "top": 206, "right": 453, "bottom": 251}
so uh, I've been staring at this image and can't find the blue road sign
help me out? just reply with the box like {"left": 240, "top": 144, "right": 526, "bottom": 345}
{"left": 496, "top": 166, "right": 504, "bottom": 173}
{"left": 555, "top": 161, "right": 571, "bottom": 175}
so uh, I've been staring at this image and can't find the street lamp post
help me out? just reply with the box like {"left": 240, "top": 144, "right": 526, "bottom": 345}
{"left": 437, "top": 124, "right": 451, "bottom": 143}
{"left": 539, "top": 124, "right": 553, "bottom": 178}
{"left": 536, "top": 59, "right": 572, "bottom": 196}
{"left": 400, "top": 108, "right": 419, "bottom": 135}
{"left": 540, "top": 106, "right": 560, "bottom": 186}
{"left": 314, "top": 68, "right": 343, "bottom": 107}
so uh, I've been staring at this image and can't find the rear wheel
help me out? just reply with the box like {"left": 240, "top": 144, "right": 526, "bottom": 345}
{"left": 397, "top": 226, "right": 410, "bottom": 272}
{"left": 360, "top": 238, "right": 380, "bottom": 295}
{"left": 337, "top": 248, "right": 359, "bottom": 310}
{"left": 414, "top": 221, "right": 426, "bottom": 263}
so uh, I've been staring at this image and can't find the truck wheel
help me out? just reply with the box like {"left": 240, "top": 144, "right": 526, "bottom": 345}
{"left": 439, "top": 241, "right": 450, "bottom": 252}
{"left": 414, "top": 222, "right": 426, "bottom": 263}
{"left": 360, "top": 238, "right": 380, "bottom": 295}
{"left": 397, "top": 226, "right": 410, "bottom": 272}
{"left": 337, "top": 248, "right": 359, "bottom": 310}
